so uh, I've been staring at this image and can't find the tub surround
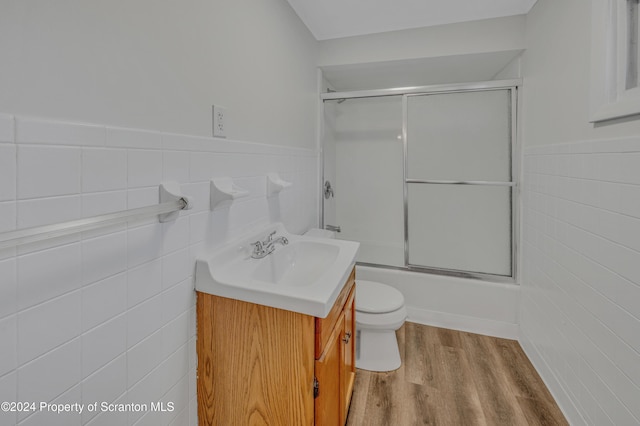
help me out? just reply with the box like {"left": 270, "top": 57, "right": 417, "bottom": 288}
{"left": 356, "top": 265, "right": 520, "bottom": 339}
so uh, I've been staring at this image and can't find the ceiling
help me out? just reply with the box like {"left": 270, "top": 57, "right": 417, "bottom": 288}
{"left": 286, "top": 0, "right": 537, "bottom": 40}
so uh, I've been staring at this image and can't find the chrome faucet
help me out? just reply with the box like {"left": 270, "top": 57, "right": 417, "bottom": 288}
{"left": 250, "top": 231, "right": 288, "bottom": 259}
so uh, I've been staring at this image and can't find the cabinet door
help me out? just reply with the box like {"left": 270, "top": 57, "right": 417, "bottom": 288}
{"left": 341, "top": 289, "right": 356, "bottom": 422}
{"left": 315, "top": 314, "right": 344, "bottom": 426}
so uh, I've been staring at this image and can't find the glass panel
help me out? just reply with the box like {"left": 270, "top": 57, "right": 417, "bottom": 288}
{"left": 407, "top": 90, "right": 511, "bottom": 182}
{"left": 407, "top": 184, "right": 512, "bottom": 276}
{"left": 323, "top": 96, "right": 404, "bottom": 267}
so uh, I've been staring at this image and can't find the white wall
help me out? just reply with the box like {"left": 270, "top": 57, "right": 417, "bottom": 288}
{"left": 0, "top": 114, "right": 317, "bottom": 426}
{"left": 318, "top": 15, "right": 526, "bottom": 67}
{"left": 0, "top": 1, "right": 319, "bottom": 425}
{"left": 522, "top": 0, "right": 640, "bottom": 146}
{"left": 521, "top": 0, "right": 640, "bottom": 424}
{"left": 0, "top": 0, "right": 318, "bottom": 148}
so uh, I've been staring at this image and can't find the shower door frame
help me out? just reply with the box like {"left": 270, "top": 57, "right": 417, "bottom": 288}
{"left": 320, "top": 79, "right": 521, "bottom": 283}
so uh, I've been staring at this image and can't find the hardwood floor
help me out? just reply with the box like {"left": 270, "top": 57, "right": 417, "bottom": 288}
{"left": 346, "top": 323, "right": 568, "bottom": 426}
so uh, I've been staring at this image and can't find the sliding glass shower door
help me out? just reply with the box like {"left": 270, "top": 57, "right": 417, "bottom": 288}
{"left": 323, "top": 95, "right": 405, "bottom": 267}
{"left": 405, "top": 90, "right": 515, "bottom": 277}
{"left": 322, "top": 82, "right": 517, "bottom": 280}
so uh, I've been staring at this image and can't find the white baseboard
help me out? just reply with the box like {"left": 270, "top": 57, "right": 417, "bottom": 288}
{"left": 406, "top": 306, "right": 519, "bottom": 340}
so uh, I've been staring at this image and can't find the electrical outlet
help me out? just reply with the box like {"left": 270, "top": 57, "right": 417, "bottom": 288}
{"left": 212, "top": 105, "right": 227, "bottom": 138}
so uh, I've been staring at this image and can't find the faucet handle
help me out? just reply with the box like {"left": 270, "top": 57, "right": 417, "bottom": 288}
{"left": 250, "top": 240, "right": 265, "bottom": 259}
{"left": 263, "top": 231, "right": 276, "bottom": 243}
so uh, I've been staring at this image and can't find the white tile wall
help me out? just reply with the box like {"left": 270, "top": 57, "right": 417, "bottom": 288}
{"left": 81, "top": 232, "right": 127, "bottom": 286}
{"left": 17, "top": 243, "right": 82, "bottom": 310}
{"left": 18, "top": 195, "right": 81, "bottom": 228}
{"left": 18, "top": 338, "right": 82, "bottom": 415}
{"left": 0, "top": 144, "right": 16, "bottom": 201}
{"left": 18, "top": 291, "right": 81, "bottom": 364}
{"left": 81, "top": 274, "right": 127, "bottom": 332}
{"left": 81, "top": 191, "right": 128, "bottom": 218}
{"left": 106, "top": 127, "right": 161, "bottom": 150}
{"left": 0, "top": 114, "right": 14, "bottom": 143}
{"left": 521, "top": 137, "right": 640, "bottom": 426}
{"left": 81, "top": 355, "right": 127, "bottom": 424}
{"left": 18, "top": 146, "right": 81, "bottom": 199}
{"left": 82, "top": 148, "right": 127, "bottom": 192}
{"left": 81, "top": 315, "right": 126, "bottom": 378}
{"left": 0, "top": 372, "right": 17, "bottom": 426}
{"left": 16, "top": 118, "right": 105, "bottom": 147}
{"left": 127, "top": 259, "right": 162, "bottom": 309}
{"left": 0, "top": 315, "right": 17, "bottom": 376}
{"left": 0, "top": 258, "right": 17, "bottom": 318}
{"left": 127, "top": 224, "right": 163, "bottom": 268}
{"left": 161, "top": 218, "right": 190, "bottom": 255}
{"left": 161, "top": 312, "right": 190, "bottom": 359}
{"left": 127, "top": 296, "right": 162, "bottom": 348}
{"left": 163, "top": 151, "right": 190, "bottom": 184}
{"left": 161, "top": 248, "right": 191, "bottom": 289}
{"left": 0, "top": 114, "right": 317, "bottom": 425}
{"left": 0, "top": 201, "right": 16, "bottom": 234}
{"left": 161, "top": 279, "right": 194, "bottom": 325}
{"left": 19, "top": 384, "right": 83, "bottom": 426}
{"left": 128, "top": 150, "right": 163, "bottom": 189}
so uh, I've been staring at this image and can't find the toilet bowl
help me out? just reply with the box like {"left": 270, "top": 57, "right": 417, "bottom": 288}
{"left": 302, "top": 227, "right": 407, "bottom": 372}
{"left": 355, "top": 280, "right": 407, "bottom": 372}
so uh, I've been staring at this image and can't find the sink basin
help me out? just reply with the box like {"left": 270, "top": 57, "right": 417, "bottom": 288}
{"left": 252, "top": 241, "right": 339, "bottom": 287}
{"left": 195, "top": 223, "right": 359, "bottom": 318}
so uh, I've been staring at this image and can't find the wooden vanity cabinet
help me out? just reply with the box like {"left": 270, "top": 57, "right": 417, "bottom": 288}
{"left": 197, "top": 267, "right": 356, "bottom": 426}
{"left": 314, "top": 269, "right": 356, "bottom": 425}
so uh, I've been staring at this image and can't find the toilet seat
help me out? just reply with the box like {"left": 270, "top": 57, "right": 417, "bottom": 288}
{"left": 356, "top": 307, "right": 407, "bottom": 330}
{"left": 356, "top": 280, "right": 405, "bottom": 314}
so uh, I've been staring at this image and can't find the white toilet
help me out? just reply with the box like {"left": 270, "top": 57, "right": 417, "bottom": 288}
{"left": 355, "top": 280, "right": 407, "bottom": 372}
{"left": 303, "top": 228, "right": 407, "bottom": 372}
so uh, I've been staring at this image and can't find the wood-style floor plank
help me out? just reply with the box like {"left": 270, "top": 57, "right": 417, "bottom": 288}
{"left": 516, "top": 396, "right": 568, "bottom": 426}
{"left": 433, "top": 345, "right": 487, "bottom": 426}
{"left": 461, "top": 332, "right": 529, "bottom": 425}
{"left": 404, "top": 322, "right": 438, "bottom": 387}
{"left": 346, "top": 323, "right": 568, "bottom": 426}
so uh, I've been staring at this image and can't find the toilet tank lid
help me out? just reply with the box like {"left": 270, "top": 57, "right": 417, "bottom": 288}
{"left": 356, "top": 280, "right": 405, "bottom": 314}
